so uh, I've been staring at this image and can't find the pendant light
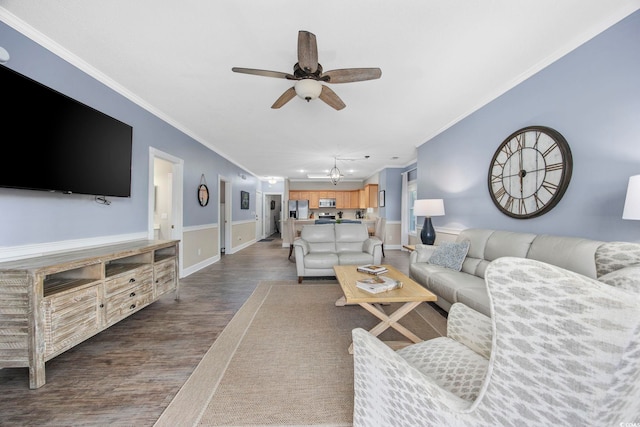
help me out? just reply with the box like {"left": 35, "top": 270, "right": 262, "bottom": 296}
{"left": 329, "top": 157, "right": 342, "bottom": 185}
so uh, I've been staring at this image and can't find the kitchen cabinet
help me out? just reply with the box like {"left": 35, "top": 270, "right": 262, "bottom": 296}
{"left": 0, "top": 240, "right": 179, "bottom": 389}
{"left": 290, "top": 187, "right": 378, "bottom": 209}
{"left": 298, "top": 191, "right": 310, "bottom": 202}
{"left": 351, "top": 190, "right": 361, "bottom": 209}
{"left": 309, "top": 192, "right": 320, "bottom": 209}
{"left": 364, "top": 184, "right": 379, "bottom": 208}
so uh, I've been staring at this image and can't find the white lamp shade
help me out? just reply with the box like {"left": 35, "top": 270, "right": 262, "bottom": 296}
{"left": 623, "top": 175, "right": 640, "bottom": 220}
{"left": 294, "top": 79, "right": 322, "bottom": 101}
{"left": 0, "top": 46, "right": 9, "bottom": 64}
{"left": 414, "top": 199, "right": 445, "bottom": 217}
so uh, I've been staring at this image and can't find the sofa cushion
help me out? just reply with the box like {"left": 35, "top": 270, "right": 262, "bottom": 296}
{"left": 338, "top": 252, "right": 375, "bottom": 265}
{"left": 527, "top": 235, "right": 602, "bottom": 279}
{"left": 303, "top": 252, "right": 339, "bottom": 269}
{"left": 427, "top": 268, "right": 485, "bottom": 307}
{"left": 598, "top": 265, "right": 640, "bottom": 293}
{"left": 484, "top": 230, "right": 536, "bottom": 261}
{"left": 300, "top": 224, "right": 336, "bottom": 254}
{"left": 456, "top": 287, "right": 491, "bottom": 317}
{"left": 428, "top": 241, "right": 470, "bottom": 272}
{"left": 335, "top": 224, "right": 371, "bottom": 254}
{"left": 456, "top": 229, "right": 494, "bottom": 277}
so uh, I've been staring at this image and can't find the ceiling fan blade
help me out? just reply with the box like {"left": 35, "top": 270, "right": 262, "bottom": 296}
{"left": 322, "top": 68, "right": 382, "bottom": 83}
{"left": 318, "top": 85, "right": 346, "bottom": 110}
{"left": 271, "top": 87, "right": 297, "bottom": 109}
{"left": 297, "top": 31, "right": 318, "bottom": 73}
{"left": 232, "top": 67, "right": 294, "bottom": 80}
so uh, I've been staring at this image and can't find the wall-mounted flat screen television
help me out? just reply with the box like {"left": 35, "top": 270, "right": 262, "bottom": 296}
{"left": 0, "top": 65, "right": 133, "bottom": 197}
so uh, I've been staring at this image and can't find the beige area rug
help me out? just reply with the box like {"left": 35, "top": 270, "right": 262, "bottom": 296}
{"left": 155, "top": 281, "right": 446, "bottom": 427}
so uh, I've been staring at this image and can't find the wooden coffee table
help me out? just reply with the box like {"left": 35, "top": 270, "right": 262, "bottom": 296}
{"left": 333, "top": 264, "right": 437, "bottom": 353}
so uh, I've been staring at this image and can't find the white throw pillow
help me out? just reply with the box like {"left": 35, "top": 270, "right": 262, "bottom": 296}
{"left": 428, "top": 241, "right": 470, "bottom": 272}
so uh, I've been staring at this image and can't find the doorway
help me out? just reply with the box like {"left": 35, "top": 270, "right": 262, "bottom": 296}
{"left": 219, "top": 176, "right": 231, "bottom": 255}
{"left": 149, "top": 148, "right": 184, "bottom": 275}
{"left": 263, "top": 193, "right": 282, "bottom": 237}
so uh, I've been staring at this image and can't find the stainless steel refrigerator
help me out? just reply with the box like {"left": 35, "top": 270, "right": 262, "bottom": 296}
{"left": 288, "top": 200, "right": 309, "bottom": 219}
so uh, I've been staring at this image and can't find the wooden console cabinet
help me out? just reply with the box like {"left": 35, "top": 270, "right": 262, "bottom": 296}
{"left": 0, "top": 239, "right": 179, "bottom": 389}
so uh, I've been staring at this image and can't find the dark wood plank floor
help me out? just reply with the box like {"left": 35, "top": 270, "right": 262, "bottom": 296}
{"left": 0, "top": 236, "right": 414, "bottom": 426}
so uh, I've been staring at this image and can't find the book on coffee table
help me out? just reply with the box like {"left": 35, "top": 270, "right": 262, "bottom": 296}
{"left": 357, "top": 264, "right": 388, "bottom": 275}
{"left": 356, "top": 275, "right": 403, "bottom": 294}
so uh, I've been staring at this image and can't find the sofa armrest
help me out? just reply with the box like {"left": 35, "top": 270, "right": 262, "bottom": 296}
{"left": 446, "top": 303, "right": 492, "bottom": 359}
{"left": 410, "top": 244, "right": 438, "bottom": 264}
{"left": 352, "top": 328, "right": 471, "bottom": 426}
{"left": 293, "top": 239, "right": 309, "bottom": 256}
{"left": 363, "top": 237, "right": 382, "bottom": 255}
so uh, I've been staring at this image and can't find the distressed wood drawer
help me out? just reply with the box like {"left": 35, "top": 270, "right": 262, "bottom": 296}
{"left": 105, "top": 281, "right": 154, "bottom": 325}
{"left": 104, "top": 266, "right": 153, "bottom": 297}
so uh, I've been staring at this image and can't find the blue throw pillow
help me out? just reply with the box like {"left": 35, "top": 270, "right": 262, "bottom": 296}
{"left": 427, "top": 241, "right": 470, "bottom": 272}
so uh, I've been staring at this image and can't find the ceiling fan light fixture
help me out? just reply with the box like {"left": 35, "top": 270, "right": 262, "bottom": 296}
{"left": 294, "top": 79, "right": 322, "bottom": 101}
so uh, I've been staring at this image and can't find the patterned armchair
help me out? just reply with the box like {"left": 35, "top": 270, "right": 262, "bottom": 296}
{"left": 352, "top": 256, "right": 640, "bottom": 426}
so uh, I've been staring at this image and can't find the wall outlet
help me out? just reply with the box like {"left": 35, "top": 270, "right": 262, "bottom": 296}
{"left": 197, "top": 248, "right": 201, "bottom": 256}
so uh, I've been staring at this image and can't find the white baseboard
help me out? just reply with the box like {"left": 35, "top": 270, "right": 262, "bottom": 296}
{"left": 226, "top": 239, "right": 256, "bottom": 254}
{"left": 182, "top": 255, "right": 220, "bottom": 277}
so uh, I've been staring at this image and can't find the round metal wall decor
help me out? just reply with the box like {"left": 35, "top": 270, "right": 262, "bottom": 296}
{"left": 488, "top": 126, "right": 572, "bottom": 219}
{"left": 198, "top": 184, "right": 209, "bottom": 207}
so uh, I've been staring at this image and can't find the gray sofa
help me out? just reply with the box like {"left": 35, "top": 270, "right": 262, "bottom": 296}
{"left": 409, "top": 228, "right": 640, "bottom": 317}
{"left": 293, "top": 223, "right": 382, "bottom": 283}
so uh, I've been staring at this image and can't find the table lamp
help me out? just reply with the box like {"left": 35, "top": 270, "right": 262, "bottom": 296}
{"left": 414, "top": 199, "right": 445, "bottom": 245}
{"left": 623, "top": 175, "right": 640, "bottom": 220}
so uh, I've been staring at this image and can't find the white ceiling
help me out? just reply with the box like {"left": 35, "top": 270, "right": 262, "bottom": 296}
{"left": 1, "top": 1, "right": 638, "bottom": 183}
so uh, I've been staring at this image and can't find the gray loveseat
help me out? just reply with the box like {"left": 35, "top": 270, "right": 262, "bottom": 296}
{"left": 293, "top": 223, "right": 382, "bottom": 283}
{"left": 410, "top": 228, "right": 640, "bottom": 317}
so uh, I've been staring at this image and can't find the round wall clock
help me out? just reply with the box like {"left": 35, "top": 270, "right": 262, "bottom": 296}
{"left": 488, "top": 126, "right": 572, "bottom": 219}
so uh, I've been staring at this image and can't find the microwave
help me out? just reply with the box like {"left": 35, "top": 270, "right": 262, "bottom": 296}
{"left": 319, "top": 198, "right": 336, "bottom": 208}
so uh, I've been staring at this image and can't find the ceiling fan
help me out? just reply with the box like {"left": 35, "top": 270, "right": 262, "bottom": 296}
{"left": 232, "top": 31, "right": 382, "bottom": 110}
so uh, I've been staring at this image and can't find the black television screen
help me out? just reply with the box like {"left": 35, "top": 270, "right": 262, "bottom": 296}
{"left": 0, "top": 65, "right": 133, "bottom": 197}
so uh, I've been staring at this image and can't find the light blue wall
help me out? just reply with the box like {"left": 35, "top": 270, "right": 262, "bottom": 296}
{"left": 0, "top": 21, "right": 257, "bottom": 247}
{"left": 378, "top": 167, "right": 404, "bottom": 221}
{"left": 417, "top": 11, "right": 640, "bottom": 242}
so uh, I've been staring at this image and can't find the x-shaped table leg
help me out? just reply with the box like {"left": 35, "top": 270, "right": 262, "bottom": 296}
{"left": 348, "top": 301, "right": 423, "bottom": 353}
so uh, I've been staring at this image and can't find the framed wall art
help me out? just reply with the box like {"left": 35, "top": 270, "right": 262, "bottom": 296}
{"left": 379, "top": 190, "right": 385, "bottom": 207}
{"left": 240, "top": 190, "right": 250, "bottom": 209}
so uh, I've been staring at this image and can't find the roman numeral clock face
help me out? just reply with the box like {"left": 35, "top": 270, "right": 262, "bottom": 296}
{"left": 488, "top": 126, "right": 572, "bottom": 219}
